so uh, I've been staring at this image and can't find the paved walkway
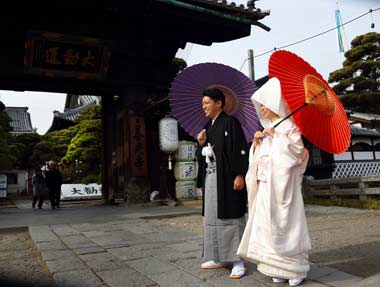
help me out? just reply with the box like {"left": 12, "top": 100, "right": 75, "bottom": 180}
{"left": 0, "top": 199, "right": 379, "bottom": 287}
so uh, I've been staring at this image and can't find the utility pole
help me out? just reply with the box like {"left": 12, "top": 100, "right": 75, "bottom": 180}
{"left": 248, "top": 49, "right": 255, "bottom": 81}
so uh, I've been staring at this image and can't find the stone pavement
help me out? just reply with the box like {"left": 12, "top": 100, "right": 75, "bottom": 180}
{"left": 1, "top": 200, "right": 379, "bottom": 287}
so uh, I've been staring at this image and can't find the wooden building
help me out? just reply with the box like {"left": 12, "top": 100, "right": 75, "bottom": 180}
{"left": 47, "top": 95, "right": 99, "bottom": 133}
{"left": 3, "top": 107, "right": 36, "bottom": 195}
{"left": 0, "top": 1, "right": 271, "bottom": 202}
{"left": 303, "top": 111, "right": 380, "bottom": 179}
{"left": 4, "top": 107, "right": 35, "bottom": 136}
{"left": 332, "top": 111, "right": 380, "bottom": 178}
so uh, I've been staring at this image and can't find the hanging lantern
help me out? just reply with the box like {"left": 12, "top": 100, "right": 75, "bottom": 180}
{"left": 159, "top": 115, "right": 179, "bottom": 171}
{"left": 159, "top": 115, "right": 179, "bottom": 153}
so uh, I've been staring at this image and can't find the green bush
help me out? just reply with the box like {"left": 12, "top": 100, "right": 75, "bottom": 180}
{"left": 304, "top": 198, "right": 380, "bottom": 210}
{"left": 80, "top": 174, "right": 101, "bottom": 185}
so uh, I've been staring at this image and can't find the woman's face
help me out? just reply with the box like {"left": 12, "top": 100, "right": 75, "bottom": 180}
{"left": 260, "top": 104, "right": 279, "bottom": 121}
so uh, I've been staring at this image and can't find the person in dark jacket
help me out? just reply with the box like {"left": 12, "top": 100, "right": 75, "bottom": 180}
{"left": 196, "top": 87, "right": 249, "bottom": 279}
{"left": 32, "top": 168, "right": 46, "bottom": 209}
{"left": 45, "top": 160, "right": 63, "bottom": 209}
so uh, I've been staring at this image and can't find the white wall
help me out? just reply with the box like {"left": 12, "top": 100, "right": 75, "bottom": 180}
{"left": 353, "top": 152, "right": 374, "bottom": 160}
{"left": 4, "top": 170, "right": 28, "bottom": 194}
{"left": 334, "top": 152, "right": 352, "bottom": 161}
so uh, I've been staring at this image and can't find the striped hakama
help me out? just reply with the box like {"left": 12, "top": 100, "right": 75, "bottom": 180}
{"left": 203, "top": 160, "right": 246, "bottom": 262}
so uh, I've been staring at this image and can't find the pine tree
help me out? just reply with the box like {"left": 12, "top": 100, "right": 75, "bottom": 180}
{"left": 328, "top": 32, "right": 380, "bottom": 113}
{"left": 0, "top": 101, "right": 15, "bottom": 169}
{"left": 62, "top": 105, "right": 102, "bottom": 184}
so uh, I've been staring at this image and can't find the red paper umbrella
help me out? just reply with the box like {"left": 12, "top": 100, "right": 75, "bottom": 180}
{"left": 269, "top": 50, "right": 350, "bottom": 154}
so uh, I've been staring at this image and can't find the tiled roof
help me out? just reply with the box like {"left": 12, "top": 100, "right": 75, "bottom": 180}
{"left": 181, "top": 0, "right": 270, "bottom": 19}
{"left": 78, "top": 95, "right": 100, "bottom": 106}
{"left": 54, "top": 101, "right": 96, "bottom": 122}
{"left": 157, "top": 0, "right": 270, "bottom": 30}
{"left": 4, "top": 107, "right": 34, "bottom": 135}
{"left": 47, "top": 95, "right": 98, "bottom": 133}
{"left": 351, "top": 126, "right": 380, "bottom": 137}
{"left": 347, "top": 111, "right": 380, "bottom": 122}
{"left": 64, "top": 95, "right": 99, "bottom": 111}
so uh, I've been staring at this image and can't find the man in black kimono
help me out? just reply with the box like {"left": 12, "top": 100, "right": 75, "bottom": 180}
{"left": 45, "top": 160, "right": 63, "bottom": 209}
{"left": 196, "top": 87, "right": 249, "bottom": 279}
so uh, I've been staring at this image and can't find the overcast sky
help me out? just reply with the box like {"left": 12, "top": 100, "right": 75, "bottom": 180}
{"left": 0, "top": 0, "right": 379, "bottom": 134}
{"left": 183, "top": 0, "right": 379, "bottom": 79}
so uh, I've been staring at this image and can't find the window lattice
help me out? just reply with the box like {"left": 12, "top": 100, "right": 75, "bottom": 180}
{"left": 333, "top": 161, "right": 380, "bottom": 178}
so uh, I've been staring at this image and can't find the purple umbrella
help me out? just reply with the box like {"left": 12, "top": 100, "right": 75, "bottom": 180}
{"left": 169, "top": 62, "right": 260, "bottom": 142}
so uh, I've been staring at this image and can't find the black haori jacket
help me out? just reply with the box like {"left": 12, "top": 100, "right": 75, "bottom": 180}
{"left": 196, "top": 111, "right": 249, "bottom": 219}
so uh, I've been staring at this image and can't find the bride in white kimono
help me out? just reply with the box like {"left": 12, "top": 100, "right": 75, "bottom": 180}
{"left": 237, "top": 77, "right": 311, "bottom": 286}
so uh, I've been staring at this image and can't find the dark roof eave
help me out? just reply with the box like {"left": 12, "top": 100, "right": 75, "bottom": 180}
{"left": 46, "top": 117, "right": 75, "bottom": 134}
{"left": 156, "top": 0, "right": 271, "bottom": 31}
{"left": 61, "top": 102, "right": 95, "bottom": 118}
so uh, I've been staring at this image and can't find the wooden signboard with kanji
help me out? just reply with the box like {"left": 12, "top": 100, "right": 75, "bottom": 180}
{"left": 129, "top": 116, "right": 148, "bottom": 177}
{"left": 24, "top": 31, "right": 111, "bottom": 80}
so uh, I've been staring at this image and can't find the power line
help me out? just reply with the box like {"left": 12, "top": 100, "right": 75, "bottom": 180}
{"left": 239, "top": 58, "right": 248, "bottom": 71}
{"left": 257, "top": 7, "right": 379, "bottom": 58}
{"left": 239, "top": 7, "right": 379, "bottom": 71}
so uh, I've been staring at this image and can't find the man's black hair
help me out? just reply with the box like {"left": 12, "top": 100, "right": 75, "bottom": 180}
{"left": 202, "top": 87, "right": 225, "bottom": 108}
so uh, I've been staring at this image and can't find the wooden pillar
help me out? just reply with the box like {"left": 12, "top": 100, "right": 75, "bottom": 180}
{"left": 118, "top": 86, "right": 151, "bottom": 203}
{"left": 371, "top": 137, "right": 376, "bottom": 160}
{"left": 330, "top": 184, "right": 338, "bottom": 200}
{"left": 101, "top": 94, "right": 112, "bottom": 203}
{"left": 359, "top": 182, "right": 368, "bottom": 201}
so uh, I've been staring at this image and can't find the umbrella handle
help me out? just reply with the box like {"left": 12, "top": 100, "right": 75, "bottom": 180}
{"left": 273, "top": 102, "right": 308, "bottom": 128}
{"left": 273, "top": 87, "right": 327, "bottom": 128}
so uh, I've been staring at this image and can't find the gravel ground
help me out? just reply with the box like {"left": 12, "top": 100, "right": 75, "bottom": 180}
{"left": 0, "top": 230, "right": 53, "bottom": 287}
{"left": 158, "top": 205, "right": 380, "bottom": 278}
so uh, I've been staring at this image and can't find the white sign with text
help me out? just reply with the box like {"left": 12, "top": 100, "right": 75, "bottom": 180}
{"left": 61, "top": 183, "right": 102, "bottom": 200}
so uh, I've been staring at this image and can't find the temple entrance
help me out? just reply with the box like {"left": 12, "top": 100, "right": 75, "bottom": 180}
{"left": 0, "top": 1, "right": 269, "bottom": 203}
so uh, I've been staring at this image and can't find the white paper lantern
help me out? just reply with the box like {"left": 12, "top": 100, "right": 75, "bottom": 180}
{"left": 159, "top": 116, "right": 179, "bottom": 153}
